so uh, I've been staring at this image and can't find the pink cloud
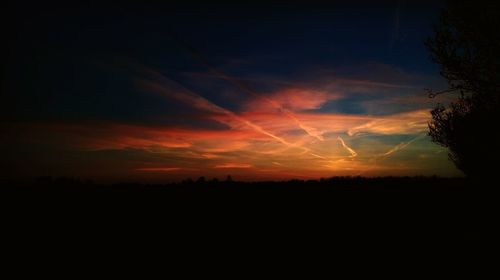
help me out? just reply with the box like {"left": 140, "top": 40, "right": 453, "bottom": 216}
{"left": 137, "top": 72, "right": 296, "bottom": 149}
{"left": 245, "top": 88, "right": 335, "bottom": 112}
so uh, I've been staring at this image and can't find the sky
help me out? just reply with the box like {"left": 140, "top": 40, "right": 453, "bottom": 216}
{"left": 2, "top": 1, "right": 462, "bottom": 182}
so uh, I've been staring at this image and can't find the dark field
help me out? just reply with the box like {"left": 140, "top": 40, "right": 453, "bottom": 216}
{"left": 9, "top": 177, "right": 495, "bottom": 251}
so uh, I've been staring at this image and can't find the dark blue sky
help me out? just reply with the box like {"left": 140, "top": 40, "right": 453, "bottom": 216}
{"left": 6, "top": 1, "right": 444, "bottom": 120}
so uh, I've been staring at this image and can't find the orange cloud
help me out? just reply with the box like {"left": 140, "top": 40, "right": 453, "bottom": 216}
{"left": 214, "top": 163, "right": 253, "bottom": 169}
{"left": 6, "top": 117, "right": 457, "bottom": 180}
{"left": 5, "top": 61, "right": 455, "bottom": 180}
{"left": 137, "top": 73, "right": 297, "bottom": 150}
{"left": 347, "top": 110, "right": 430, "bottom": 136}
{"left": 136, "top": 167, "right": 181, "bottom": 172}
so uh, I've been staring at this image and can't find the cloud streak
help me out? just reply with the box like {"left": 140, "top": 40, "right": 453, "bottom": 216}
{"left": 337, "top": 136, "right": 358, "bottom": 158}
{"left": 137, "top": 70, "right": 296, "bottom": 149}
{"left": 347, "top": 110, "right": 429, "bottom": 136}
{"left": 168, "top": 39, "right": 335, "bottom": 141}
{"left": 378, "top": 134, "right": 426, "bottom": 159}
{"left": 3, "top": 59, "right": 458, "bottom": 180}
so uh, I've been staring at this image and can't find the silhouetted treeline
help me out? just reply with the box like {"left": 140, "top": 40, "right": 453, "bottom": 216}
{"left": 22, "top": 175, "right": 477, "bottom": 192}
{"left": 8, "top": 175, "right": 496, "bottom": 250}
{"left": 18, "top": 175, "right": 495, "bottom": 202}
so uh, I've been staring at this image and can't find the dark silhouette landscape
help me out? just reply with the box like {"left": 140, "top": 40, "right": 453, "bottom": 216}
{"left": 12, "top": 175, "right": 495, "bottom": 247}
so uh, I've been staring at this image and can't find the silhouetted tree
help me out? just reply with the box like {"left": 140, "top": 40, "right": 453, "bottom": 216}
{"left": 210, "top": 177, "right": 220, "bottom": 184}
{"left": 182, "top": 178, "right": 194, "bottom": 185}
{"left": 425, "top": 1, "right": 500, "bottom": 178}
{"left": 196, "top": 176, "right": 206, "bottom": 184}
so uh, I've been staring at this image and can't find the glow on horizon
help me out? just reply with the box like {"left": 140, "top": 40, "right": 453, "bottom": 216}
{"left": 10, "top": 64, "right": 461, "bottom": 182}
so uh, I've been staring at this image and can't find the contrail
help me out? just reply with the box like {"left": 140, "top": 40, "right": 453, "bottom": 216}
{"left": 168, "top": 32, "right": 325, "bottom": 141}
{"left": 381, "top": 142, "right": 411, "bottom": 157}
{"left": 140, "top": 71, "right": 332, "bottom": 161}
{"left": 337, "top": 136, "right": 358, "bottom": 158}
{"left": 310, "top": 153, "right": 329, "bottom": 160}
{"left": 138, "top": 69, "right": 296, "bottom": 149}
{"left": 378, "top": 134, "right": 425, "bottom": 158}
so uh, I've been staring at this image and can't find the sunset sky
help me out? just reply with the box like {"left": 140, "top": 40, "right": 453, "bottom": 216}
{"left": 3, "top": 1, "right": 462, "bottom": 182}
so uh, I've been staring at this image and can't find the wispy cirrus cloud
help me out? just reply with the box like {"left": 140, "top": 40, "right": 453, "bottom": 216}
{"left": 347, "top": 110, "right": 430, "bottom": 136}
{"left": 3, "top": 60, "right": 459, "bottom": 181}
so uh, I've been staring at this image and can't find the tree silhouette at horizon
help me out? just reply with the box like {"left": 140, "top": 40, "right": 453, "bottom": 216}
{"left": 426, "top": 0, "right": 500, "bottom": 178}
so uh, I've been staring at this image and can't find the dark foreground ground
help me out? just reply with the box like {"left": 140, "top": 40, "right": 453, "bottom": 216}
{"left": 6, "top": 177, "right": 497, "bottom": 263}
